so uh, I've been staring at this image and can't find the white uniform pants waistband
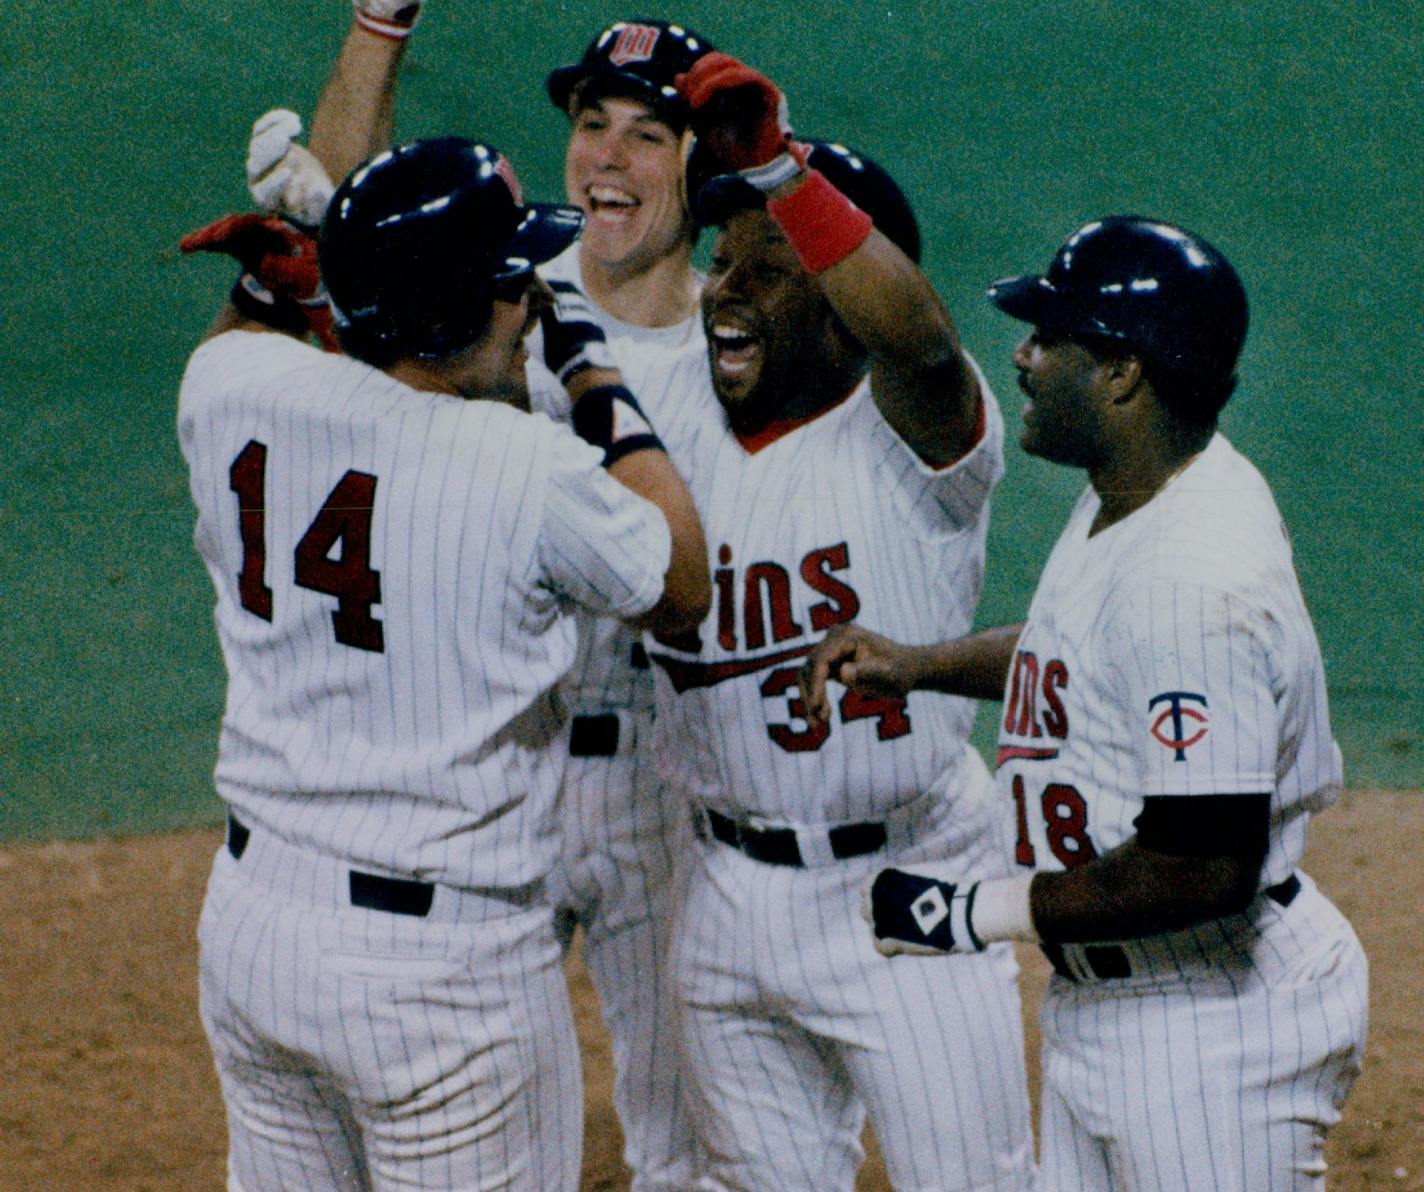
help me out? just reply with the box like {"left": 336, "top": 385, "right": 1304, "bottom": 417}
{"left": 223, "top": 813, "right": 541, "bottom": 926}
{"left": 695, "top": 789, "right": 937, "bottom": 868}
{"left": 1041, "top": 871, "right": 1312, "bottom": 987}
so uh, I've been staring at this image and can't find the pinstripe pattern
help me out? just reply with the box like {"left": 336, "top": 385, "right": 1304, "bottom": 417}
{"left": 649, "top": 358, "right": 1004, "bottom": 825}
{"left": 179, "top": 328, "right": 674, "bottom": 1190}
{"left": 1000, "top": 435, "right": 1367, "bottom": 1188}
{"left": 676, "top": 814, "right": 1033, "bottom": 1192}
{"left": 530, "top": 244, "right": 708, "bottom": 1188}
{"left": 179, "top": 331, "right": 669, "bottom": 886}
{"left": 1038, "top": 875, "right": 1368, "bottom": 1190}
{"left": 199, "top": 842, "right": 582, "bottom": 1191}
{"left": 643, "top": 362, "right": 1034, "bottom": 1189}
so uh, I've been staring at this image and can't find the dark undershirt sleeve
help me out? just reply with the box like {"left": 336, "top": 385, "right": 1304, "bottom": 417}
{"left": 1133, "top": 793, "right": 1271, "bottom": 860}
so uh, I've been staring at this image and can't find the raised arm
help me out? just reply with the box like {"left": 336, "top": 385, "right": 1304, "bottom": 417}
{"left": 676, "top": 53, "right": 981, "bottom": 465}
{"left": 817, "top": 230, "right": 979, "bottom": 466}
{"left": 541, "top": 282, "right": 710, "bottom": 636}
{"left": 307, "top": 1, "right": 423, "bottom": 182}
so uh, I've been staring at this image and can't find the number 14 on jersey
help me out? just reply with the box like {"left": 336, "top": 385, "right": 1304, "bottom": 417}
{"left": 228, "top": 439, "right": 386, "bottom": 653}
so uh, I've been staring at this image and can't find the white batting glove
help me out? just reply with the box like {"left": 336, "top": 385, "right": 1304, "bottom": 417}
{"left": 246, "top": 109, "right": 335, "bottom": 231}
{"left": 353, "top": 0, "right": 424, "bottom": 39}
{"left": 863, "top": 865, "right": 984, "bottom": 957}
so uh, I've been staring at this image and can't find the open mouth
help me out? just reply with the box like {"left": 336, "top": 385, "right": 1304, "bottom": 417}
{"left": 586, "top": 184, "right": 639, "bottom": 221}
{"left": 1016, "top": 374, "right": 1035, "bottom": 419}
{"left": 711, "top": 321, "right": 761, "bottom": 377}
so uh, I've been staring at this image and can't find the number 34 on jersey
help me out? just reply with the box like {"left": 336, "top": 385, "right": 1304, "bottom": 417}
{"left": 650, "top": 539, "right": 913, "bottom": 755}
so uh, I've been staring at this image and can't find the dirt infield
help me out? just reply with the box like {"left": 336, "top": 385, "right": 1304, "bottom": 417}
{"left": 2, "top": 789, "right": 1418, "bottom": 1191}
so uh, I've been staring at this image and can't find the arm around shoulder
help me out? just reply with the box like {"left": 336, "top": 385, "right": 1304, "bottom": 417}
{"left": 609, "top": 447, "right": 710, "bottom": 636}
{"left": 566, "top": 367, "right": 710, "bottom": 637}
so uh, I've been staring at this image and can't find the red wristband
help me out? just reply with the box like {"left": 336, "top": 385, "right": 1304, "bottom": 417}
{"left": 353, "top": 7, "right": 420, "bottom": 40}
{"left": 765, "top": 169, "right": 873, "bottom": 274}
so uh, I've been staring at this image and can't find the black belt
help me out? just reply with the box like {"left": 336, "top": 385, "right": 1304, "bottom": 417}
{"left": 569, "top": 713, "right": 621, "bottom": 757}
{"left": 1041, "top": 873, "right": 1301, "bottom": 982}
{"left": 226, "top": 814, "right": 435, "bottom": 918}
{"left": 702, "top": 807, "right": 887, "bottom": 867}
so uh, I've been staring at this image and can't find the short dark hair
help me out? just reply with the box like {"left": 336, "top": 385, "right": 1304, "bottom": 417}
{"left": 1071, "top": 332, "right": 1235, "bottom": 429}
{"left": 333, "top": 323, "right": 403, "bottom": 370}
{"left": 568, "top": 76, "right": 689, "bottom": 134}
{"left": 1143, "top": 360, "right": 1236, "bottom": 427}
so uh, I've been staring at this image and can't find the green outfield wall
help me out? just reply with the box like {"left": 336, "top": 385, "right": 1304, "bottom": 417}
{"left": 3, "top": 1, "right": 1420, "bottom": 842}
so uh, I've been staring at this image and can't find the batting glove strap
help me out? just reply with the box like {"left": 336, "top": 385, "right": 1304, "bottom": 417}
{"left": 864, "top": 866, "right": 984, "bottom": 956}
{"left": 766, "top": 168, "right": 873, "bottom": 274}
{"left": 228, "top": 275, "right": 339, "bottom": 351}
{"left": 737, "top": 149, "right": 802, "bottom": 195}
{"left": 353, "top": 0, "right": 423, "bottom": 39}
{"left": 230, "top": 273, "right": 310, "bottom": 336}
{"left": 572, "top": 384, "right": 665, "bottom": 468}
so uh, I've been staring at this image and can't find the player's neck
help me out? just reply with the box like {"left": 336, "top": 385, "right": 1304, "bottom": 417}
{"left": 578, "top": 244, "right": 700, "bottom": 329}
{"left": 1088, "top": 437, "right": 1208, "bottom": 535}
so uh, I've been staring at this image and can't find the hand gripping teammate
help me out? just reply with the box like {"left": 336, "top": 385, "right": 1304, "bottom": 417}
{"left": 633, "top": 52, "right": 1035, "bottom": 1191}
{"left": 803, "top": 217, "right": 1369, "bottom": 1190}
{"left": 179, "top": 137, "right": 708, "bottom": 1191}
{"left": 244, "top": 6, "right": 722, "bottom": 1185}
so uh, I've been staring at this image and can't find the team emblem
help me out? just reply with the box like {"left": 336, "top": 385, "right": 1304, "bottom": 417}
{"left": 608, "top": 23, "right": 661, "bottom": 66}
{"left": 910, "top": 886, "right": 949, "bottom": 936}
{"left": 1148, "top": 691, "right": 1209, "bottom": 760}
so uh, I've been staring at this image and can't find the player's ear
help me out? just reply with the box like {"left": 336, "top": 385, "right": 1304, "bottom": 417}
{"left": 1098, "top": 354, "right": 1143, "bottom": 405}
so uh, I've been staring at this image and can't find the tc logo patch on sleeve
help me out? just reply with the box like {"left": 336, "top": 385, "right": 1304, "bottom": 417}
{"left": 1148, "top": 691, "right": 1209, "bottom": 761}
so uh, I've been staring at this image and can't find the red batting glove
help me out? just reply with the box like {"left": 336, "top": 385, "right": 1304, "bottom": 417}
{"left": 181, "top": 214, "right": 338, "bottom": 351}
{"left": 675, "top": 52, "right": 796, "bottom": 183}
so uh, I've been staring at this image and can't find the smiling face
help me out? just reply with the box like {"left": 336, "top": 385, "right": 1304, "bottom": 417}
{"left": 700, "top": 210, "right": 858, "bottom": 434}
{"left": 563, "top": 91, "right": 693, "bottom": 277}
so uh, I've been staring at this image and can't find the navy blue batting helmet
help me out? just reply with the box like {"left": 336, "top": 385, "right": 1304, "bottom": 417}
{"left": 319, "top": 137, "right": 583, "bottom": 361}
{"left": 987, "top": 216, "right": 1248, "bottom": 392}
{"left": 687, "top": 139, "right": 921, "bottom": 263}
{"left": 547, "top": 19, "right": 715, "bottom": 127}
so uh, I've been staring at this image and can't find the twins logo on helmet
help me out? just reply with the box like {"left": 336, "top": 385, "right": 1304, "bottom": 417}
{"left": 608, "top": 23, "right": 661, "bottom": 66}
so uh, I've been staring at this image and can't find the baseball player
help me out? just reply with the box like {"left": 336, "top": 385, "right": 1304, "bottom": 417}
{"left": 255, "top": 8, "right": 721, "bottom": 1186}
{"left": 803, "top": 217, "right": 1369, "bottom": 1189}
{"left": 178, "top": 137, "right": 709, "bottom": 1190}
{"left": 633, "top": 54, "right": 1036, "bottom": 1191}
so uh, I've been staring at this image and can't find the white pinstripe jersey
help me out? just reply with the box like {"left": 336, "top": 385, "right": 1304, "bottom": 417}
{"left": 997, "top": 433, "right": 1342, "bottom": 886}
{"left": 529, "top": 243, "right": 708, "bottom": 714}
{"left": 178, "top": 330, "right": 671, "bottom": 888}
{"left": 647, "top": 357, "right": 1006, "bottom": 824}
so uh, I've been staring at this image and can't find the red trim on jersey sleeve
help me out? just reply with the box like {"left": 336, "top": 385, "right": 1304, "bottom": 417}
{"left": 733, "top": 382, "right": 860, "bottom": 455}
